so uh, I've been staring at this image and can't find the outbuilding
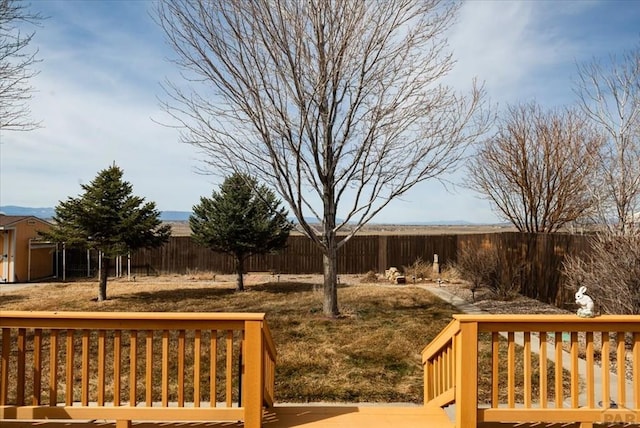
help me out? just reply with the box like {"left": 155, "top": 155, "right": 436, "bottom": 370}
{"left": 0, "top": 215, "right": 56, "bottom": 283}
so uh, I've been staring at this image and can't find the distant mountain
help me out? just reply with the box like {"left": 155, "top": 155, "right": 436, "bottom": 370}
{"left": 0, "top": 206, "right": 56, "bottom": 218}
{"left": 389, "top": 220, "right": 475, "bottom": 226}
{"left": 0, "top": 206, "right": 193, "bottom": 222}
{"left": 160, "top": 211, "right": 192, "bottom": 221}
{"left": 1, "top": 206, "right": 485, "bottom": 225}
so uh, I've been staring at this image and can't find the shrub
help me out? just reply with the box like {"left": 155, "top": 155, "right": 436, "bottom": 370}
{"left": 402, "top": 257, "right": 433, "bottom": 281}
{"left": 493, "top": 258, "right": 526, "bottom": 301}
{"left": 456, "top": 245, "right": 498, "bottom": 300}
{"left": 456, "top": 245, "right": 521, "bottom": 301}
{"left": 439, "top": 264, "right": 462, "bottom": 283}
{"left": 360, "top": 270, "right": 379, "bottom": 283}
{"left": 562, "top": 230, "right": 640, "bottom": 315}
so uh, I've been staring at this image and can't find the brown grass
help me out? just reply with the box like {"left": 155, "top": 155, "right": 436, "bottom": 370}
{"left": 1, "top": 274, "right": 571, "bottom": 404}
{"left": 1, "top": 275, "right": 456, "bottom": 403}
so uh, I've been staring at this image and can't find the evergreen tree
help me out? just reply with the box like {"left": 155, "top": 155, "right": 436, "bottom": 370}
{"left": 190, "top": 173, "right": 293, "bottom": 291}
{"left": 42, "top": 164, "right": 171, "bottom": 301}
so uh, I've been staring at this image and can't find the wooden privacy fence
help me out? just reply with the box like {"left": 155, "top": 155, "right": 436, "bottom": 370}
{"left": 457, "top": 233, "right": 592, "bottom": 306}
{"left": 123, "top": 233, "right": 590, "bottom": 276}
{"left": 60, "top": 232, "right": 592, "bottom": 306}
{"left": 422, "top": 314, "right": 640, "bottom": 427}
{"left": 0, "top": 311, "right": 276, "bottom": 428}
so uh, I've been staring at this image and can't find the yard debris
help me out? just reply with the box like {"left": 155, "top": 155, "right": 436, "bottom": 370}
{"left": 384, "top": 267, "right": 406, "bottom": 284}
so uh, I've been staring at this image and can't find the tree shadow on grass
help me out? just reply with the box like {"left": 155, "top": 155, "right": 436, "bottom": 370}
{"left": 250, "top": 281, "right": 349, "bottom": 294}
{"left": 0, "top": 294, "right": 26, "bottom": 306}
{"left": 117, "top": 287, "right": 237, "bottom": 305}
{"left": 250, "top": 281, "right": 319, "bottom": 294}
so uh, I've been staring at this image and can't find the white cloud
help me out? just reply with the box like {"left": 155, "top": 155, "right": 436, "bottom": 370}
{"left": 446, "top": 1, "right": 577, "bottom": 106}
{"left": 1, "top": 68, "right": 213, "bottom": 210}
{"left": 0, "top": 1, "right": 212, "bottom": 211}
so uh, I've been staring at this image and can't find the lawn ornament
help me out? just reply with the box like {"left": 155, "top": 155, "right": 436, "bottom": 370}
{"left": 575, "top": 286, "right": 595, "bottom": 318}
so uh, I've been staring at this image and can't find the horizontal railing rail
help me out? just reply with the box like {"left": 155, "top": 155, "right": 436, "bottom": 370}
{"left": 0, "top": 311, "right": 276, "bottom": 428}
{"left": 422, "top": 314, "right": 640, "bottom": 427}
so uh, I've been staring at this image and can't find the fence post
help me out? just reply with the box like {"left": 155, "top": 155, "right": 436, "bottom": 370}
{"left": 455, "top": 320, "right": 478, "bottom": 427}
{"left": 244, "top": 320, "right": 264, "bottom": 428}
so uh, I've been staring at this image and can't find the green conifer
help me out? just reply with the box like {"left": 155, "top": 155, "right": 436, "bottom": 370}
{"left": 190, "top": 173, "right": 293, "bottom": 291}
{"left": 42, "top": 164, "right": 171, "bottom": 301}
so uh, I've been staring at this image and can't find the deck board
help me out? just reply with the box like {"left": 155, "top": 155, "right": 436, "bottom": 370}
{"left": 264, "top": 405, "right": 454, "bottom": 427}
{"left": 0, "top": 405, "right": 454, "bottom": 428}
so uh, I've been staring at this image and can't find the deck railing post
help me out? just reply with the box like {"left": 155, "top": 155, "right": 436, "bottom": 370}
{"left": 455, "top": 320, "right": 478, "bottom": 427}
{"left": 244, "top": 319, "right": 264, "bottom": 428}
{"left": 423, "top": 358, "right": 433, "bottom": 404}
{"left": 115, "top": 420, "right": 131, "bottom": 428}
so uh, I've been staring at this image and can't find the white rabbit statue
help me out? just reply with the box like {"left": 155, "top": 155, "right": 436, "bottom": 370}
{"left": 575, "top": 286, "right": 595, "bottom": 318}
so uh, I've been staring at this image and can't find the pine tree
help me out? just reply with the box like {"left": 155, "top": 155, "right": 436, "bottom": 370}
{"left": 190, "top": 173, "right": 293, "bottom": 291}
{"left": 42, "top": 164, "right": 171, "bottom": 301}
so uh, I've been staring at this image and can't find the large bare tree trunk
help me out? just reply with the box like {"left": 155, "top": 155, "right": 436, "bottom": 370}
{"left": 321, "top": 180, "right": 339, "bottom": 317}
{"left": 322, "top": 240, "right": 339, "bottom": 318}
{"left": 98, "top": 255, "right": 109, "bottom": 302}
{"left": 235, "top": 256, "right": 245, "bottom": 292}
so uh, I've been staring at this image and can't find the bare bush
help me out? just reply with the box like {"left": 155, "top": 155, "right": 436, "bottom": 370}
{"left": 360, "top": 271, "right": 379, "bottom": 283}
{"left": 402, "top": 257, "right": 433, "bottom": 281}
{"left": 494, "top": 259, "right": 527, "bottom": 302}
{"left": 440, "top": 264, "right": 462, "bottom": 283}
{"left": 562, "top": 230, "right": 640, "bottom": 315}
{"left": 456, "top": 245, "right": 498, "bottom": 301}
{"left": 456, "top": 245, "right": 522, "bottom": 301}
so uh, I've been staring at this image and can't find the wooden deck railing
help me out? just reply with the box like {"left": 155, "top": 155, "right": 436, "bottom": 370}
{"left": 0, "top": 311, "right": 276, "bottom": 428}
{"left": 422, "top": 314, "right": 640, "bottom": 427}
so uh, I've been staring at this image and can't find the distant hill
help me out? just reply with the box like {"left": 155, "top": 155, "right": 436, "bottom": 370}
{"left": 1, "top": 206, "right": 481, "bottom": 226}
{"left": 371, "top": 220, "right": 474, "bottom": 226}
{"left": 159, "top": 211, "right": 192, "bottom": 221}
{"left": 0, "top": 205, "right": 56, "bottom": 218}
{"left": 0, "top": 206, "right": 192, "bottom": 222}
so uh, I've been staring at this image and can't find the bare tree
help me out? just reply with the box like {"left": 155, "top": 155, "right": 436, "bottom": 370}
{"left": 0, "top": 0, "right": 42, "bottom": 131}
{"left": 467, "top": 102, "right": 603, "bottom": 233}
{"left": 156, "top": 0, "right": 489, "bottom": 317}
{"left": 575, "top": 45, "right": 640, "bottom": 234}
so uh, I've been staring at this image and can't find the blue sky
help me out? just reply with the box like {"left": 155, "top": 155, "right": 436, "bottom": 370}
{"left": 1, "top": 0, "right": 639, "bottom": 224}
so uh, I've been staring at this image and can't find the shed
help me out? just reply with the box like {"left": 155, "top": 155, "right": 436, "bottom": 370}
{"left": 0, "top": 215, "right": 56, "bottom": 283}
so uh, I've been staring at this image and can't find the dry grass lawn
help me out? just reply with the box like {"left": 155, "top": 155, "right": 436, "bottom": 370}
{"left": 1, "top": 274, "right": 456, "bottom": 403}
{"left": 1, "top": 273, "right": 569, "bottom": 404}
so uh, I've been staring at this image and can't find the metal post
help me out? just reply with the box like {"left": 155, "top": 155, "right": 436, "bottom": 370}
{"left": 62, "top": 243, "right": 66, "bottom": 282}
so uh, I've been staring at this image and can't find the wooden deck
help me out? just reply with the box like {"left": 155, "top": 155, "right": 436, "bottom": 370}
{"left": 0, "top": 405, "right": 453, "bottom": 428}
{"left": 2, "top": 312, "right": 640, "bottom": 428}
